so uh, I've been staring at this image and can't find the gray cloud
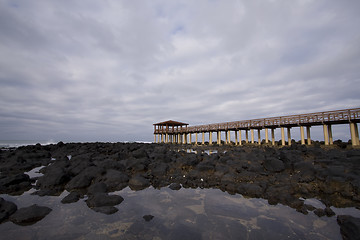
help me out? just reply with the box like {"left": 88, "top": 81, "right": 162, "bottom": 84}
{"left": 0, "top": 0, "right": 359, "bottom": 142}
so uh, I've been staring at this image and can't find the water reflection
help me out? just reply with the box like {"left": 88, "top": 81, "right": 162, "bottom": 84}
{"left": 24, "top": 166, "right": 45, "bottom": 178}
{"left": 1, "top": 186, "right": 356, "bottom": 239}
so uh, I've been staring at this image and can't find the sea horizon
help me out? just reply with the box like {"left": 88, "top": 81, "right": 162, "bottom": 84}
{"left": 0, "top": 140, "right": 153, "bottom": 148}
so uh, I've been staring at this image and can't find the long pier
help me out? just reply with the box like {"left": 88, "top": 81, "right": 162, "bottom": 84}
{"left": 153, "top": 108, "right": 360, "bottom": 146}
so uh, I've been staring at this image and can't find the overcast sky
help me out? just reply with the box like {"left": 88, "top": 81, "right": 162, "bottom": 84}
{"left": 0, "top": 0, "right": 359, "bottom": 143}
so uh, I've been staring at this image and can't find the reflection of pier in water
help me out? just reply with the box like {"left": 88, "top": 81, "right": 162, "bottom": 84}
{"left": 154, "top": 108, "right": 360, "bottom": 146}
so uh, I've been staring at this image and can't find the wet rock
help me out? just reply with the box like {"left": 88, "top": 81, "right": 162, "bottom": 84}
{"left": 237, "top": 183, "right": 264, "bottom": 198}
{"left": 196, "top": 161, "right": 215, "bottom": 172}
{"left": 325, "top": 207, "right": 335, "bottom": 217}
{"left": 143, "top": 215, "right": 154, "bottom": 222}
{"left": 61, "top": 191, "right": 81, "bottom": 204}
{"left": 65, "top": 166, "right": 104, "bottom": 190}
{"left": 36, "top": 167, "right": 70, "bottom": 188}
{"left": 132, "top": 148, "right": 148, "bottom": 159}
{"left": 337, "top": 215, "right": 360, "bottom": 240}
{"left": 0, "top": 174, "right": 31, "bottom": 194}
{"left": 150, "top": 163, "right": 169, "bottom": 176}
{"left": 314, "top": 208, "right": 326, "bottom": 217}
{"left": 169, "top": 183, "right": 181, "bottom": 190}
{"left": 263, "top": 157, "right": 285, "bottom": 172}
{"left": 129, "top": 175, "right": 150, "bottom": 190}
{"left": 9, "top": 204, "right": 52, "bottom": 225}
{"left": 87, "top": 182, "right": 107, "bottom": 195}
{"left": 99, "top": 169, "right": 129, "bottom": 191}
{"left": 0, "top": 197, "right": 17, "bottom": 222}
{"left": 86, "top": 193, "right": 124, "bottom": 208}
{"left": 92, "top": 206, "right": 119, "bottom": 215}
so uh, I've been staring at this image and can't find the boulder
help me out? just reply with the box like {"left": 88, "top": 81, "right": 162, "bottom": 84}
{"left": 9, "top": 204, "right": 52, "bottom": 225}
{"left": 0, "top": 197, "right": 17, "bottom": 222}
{"left": 99, "top": 169, "right": 129, "bottom": 191}
{"left": 129, "top": 175, "right": 150, "bottom": 191}
{"left": 86, "top": 193, "right": 124, "bottom": 208}
{"left": 65, "top": 166, "right": 103, "bottom": 190}
{"left": 61, "top": 191, "right": 81, "bottom": 204}
{"left": 87, "top": 182, "right": 107, "bottom": 195}
{"left": 143, "top": 215, "right": 154, "bottom": 222}
{"left": 169, "top": 183, "right": 181, "bottom": 190}
{"left": 263, "top": 157, "right": 285, "bottom": 172}
{"left": 337, "top": 215, "right": 360, "bottom": 240}
{"left": 36, "top": 168, "right": 70, "bottom": 188}
{"left": 0, "top": 174, "right": 31, "bottom": 194}
{"left": 132, "top": 148, "right": 148, "bottom": 159}
{"left": 92, "top": 206, "right": 119, "bottom": 215}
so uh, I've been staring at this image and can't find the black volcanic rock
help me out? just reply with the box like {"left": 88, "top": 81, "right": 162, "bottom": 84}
{"left": 263, "top": 157, "right": 285, "bottom": 172}
{"left": 129, "top": 175, "right": 150, "bottom": 190}
{"left": 0, "top": 173, "right": 31, "bottom": 195}
{"left": 65, "top": 166, "right": 104, "bottom": 190}
{"left": 61, "top": 191, "right": 81, "bottom": 204}
{"left": 86, "top": 193, "right": 124, "bottom": 214}
{"left": 9, "top": 204, "right": 52, "bottom": 225}
{"left": 1, "top": 141, "right": 360, "bottom": 229}
{"left": 169, "top": 183, "right": 181, "bottom": 190}
{"left": 337, "top": 215, "right": 360, "bottom": 240}
{"left": 0, "top": 197, "right": 17, "bottom": 222}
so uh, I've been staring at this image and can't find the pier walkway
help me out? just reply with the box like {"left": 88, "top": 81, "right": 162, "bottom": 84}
{"left": 153, "top": 108, "right": 360, "bottom": 146}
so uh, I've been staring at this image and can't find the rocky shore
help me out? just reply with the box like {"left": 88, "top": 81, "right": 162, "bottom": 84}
{"left": 1, "top": 141, "right": 360, "bottom": 239}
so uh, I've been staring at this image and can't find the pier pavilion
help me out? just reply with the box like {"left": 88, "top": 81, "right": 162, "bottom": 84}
{"left": 153, "top": 108, "right": 360, "bottom": 146}
{"left": 153, "top": 120, "right": 188, "bottom": 144}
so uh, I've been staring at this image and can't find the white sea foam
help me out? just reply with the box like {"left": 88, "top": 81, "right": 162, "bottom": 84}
{"left": 0, "top": 140, "right": 57, "bottom": 148}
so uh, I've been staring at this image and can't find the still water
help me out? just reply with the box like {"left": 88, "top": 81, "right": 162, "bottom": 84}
{"left": 1, "top": 185, "right": 356, "bottom": 240}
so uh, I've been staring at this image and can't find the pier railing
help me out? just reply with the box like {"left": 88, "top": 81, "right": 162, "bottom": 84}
{"left": 168, "top": 108, "right": 360, "bottom": 134}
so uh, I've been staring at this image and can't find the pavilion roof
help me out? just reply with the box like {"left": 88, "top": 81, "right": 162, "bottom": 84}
{"left": 153, "top": 120, "right": 189, "bottom": 126}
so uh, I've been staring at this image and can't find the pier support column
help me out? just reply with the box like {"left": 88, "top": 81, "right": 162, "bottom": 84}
{"left": 166, "top": 133, "right": 169, "bottom": 143}
{"left": 306, "top": 126, "right": 311, "bottom": 145}
{"left": 202, "top": 132, "right": 205, "bottom": 145}
{"left": 328, "top": 125, "right": 333, "bottom": 145}
{"left": 189, "top": 134, "right": 192, "bottom": 144}
{"left": 225, "top": 131, "right": 228, "bottom": 144}
{"left": 209, "top": 132, "right": 212, "bottom": 145}
{"left": 177, "top": 133, "right": 180, "bottom": 144}
{"left": 287, "top": 127, "right": 292, "bottom": 146}
{"left": 258, "top": 129, "right": 261, "bottom": 145}
{"left": 195, "top": 133, "right": 198, "bottom": 145}
{"left": 281, "top": 127, "right": 285, "bottom": 146}
{"left": 161, "top": 134, "right": 164, "bottom": 143}
{"left": 271, "top": 128, "right": 275, "bottom": 145}
{"left": 245, "top": 130, "right": 249, "bottom": 143}
{"left": 265, "top": 128, "right": 269, "bottom": 144}
{"left": 228, "top": 130, "right": 231, "bottom": 144}
{"left": 235, "top": 130, "right": 238, "bottom": 145}
{"left": 323, "top": 124, "right": 329, "bottom": 145}
{"left": 238, "top": 130, "right": 242, "bottom": 145}
{"left": 350, "top": 122, "right": 360, "bottom": 146}
{"left": 251, "top": 129, "right": 254, "bottom": 144}
{"left": 300, "top": 126, "right": 305, "bottom": 145}
{"left": 217, "top": 131, "right": 221, "bottom": 145}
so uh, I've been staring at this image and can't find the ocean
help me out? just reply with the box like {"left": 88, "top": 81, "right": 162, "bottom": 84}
{"left": 0, "top": 140, "right": 57, "bottom": 148}
{"left": 0, "top": 140, "right": 152, "bottom": 149}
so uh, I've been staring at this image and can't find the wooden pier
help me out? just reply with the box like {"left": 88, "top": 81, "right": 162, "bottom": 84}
{"left": 154, "top": 108, "right": 360, "bottom": 146}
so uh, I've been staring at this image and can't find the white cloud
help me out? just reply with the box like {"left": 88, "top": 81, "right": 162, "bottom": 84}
{"left": 0, "top": 0, "right": 359, "bottom": 142}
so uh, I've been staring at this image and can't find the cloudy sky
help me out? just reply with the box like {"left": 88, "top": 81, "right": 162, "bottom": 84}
{"left": 0, "top": 0, "right": 359, "bottom": 143}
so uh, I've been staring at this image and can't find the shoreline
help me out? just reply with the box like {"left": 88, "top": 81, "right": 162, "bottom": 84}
{"left": 1, "top": 141, "right": 360, "bottom": 238}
